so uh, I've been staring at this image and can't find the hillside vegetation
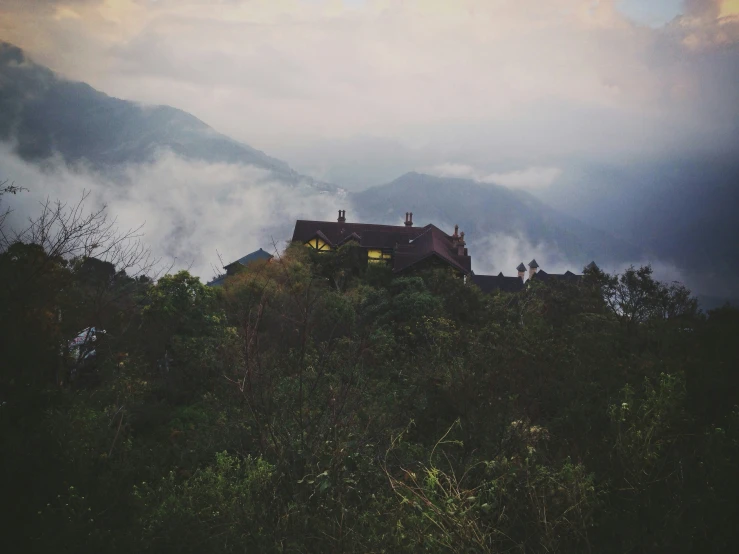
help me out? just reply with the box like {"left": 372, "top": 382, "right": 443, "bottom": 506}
{"left": 1, "top": 200, "right": 738, "bottom": 553}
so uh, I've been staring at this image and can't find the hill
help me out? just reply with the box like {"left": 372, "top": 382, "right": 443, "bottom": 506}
{"left": 0, "top": 42, "right": 303, "bottom": 180}
{"left": 355, "top": 172, "right": 641, "bottom": 272}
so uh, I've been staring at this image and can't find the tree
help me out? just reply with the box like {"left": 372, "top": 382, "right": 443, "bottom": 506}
{"left": 597, "top": 265, "right": 698, "bottom": 336}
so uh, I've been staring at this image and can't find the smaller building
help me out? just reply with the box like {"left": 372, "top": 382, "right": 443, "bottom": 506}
{"left": 471, "top": 259, "right": 592, "bottom": 294}
{"left": 223, "top": 248, "right": 273, "bottom": 275}
{"left": 207, "top": 248, "right": 273, "bottom": 287}
{"left": 526, "top": 259, "right": 582, "bottom": 283}
{"left": 470, "top": 272, "right": 525, "bottom": 294}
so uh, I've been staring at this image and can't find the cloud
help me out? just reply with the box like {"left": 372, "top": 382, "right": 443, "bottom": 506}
{"left": 0, "top": 144, "right": 710, "bottom": 296}
{"left": 0, "top": 0, "right": 737, "bottom": 297}
{"left": 470, "top": 233, "right": 570, "bottom": 277}
{"left": 425, "top": 164, "right": 562, "bottom": 190}
{"left": 685, "top": 0, "right": 723, "bottom": 18}
{"left": 425, "top": 164, "right": 481, "bottom": 181}
{"left": 484, "top": 167, "right": 563, "bottom": 190}
{"left": 0, "top": 144, "right": 347, "bottom": 281}
{"left": 469, "top": 233, "right": 694, "bottom": 298}
{"left": 1, "top": 0, "right": 737, "bottom": 171}
{"left": 1, "top": 0, "right": 97, "bottom": 7}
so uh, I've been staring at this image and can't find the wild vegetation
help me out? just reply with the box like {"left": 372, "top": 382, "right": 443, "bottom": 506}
{"left": 1, "top": 195, "right": 738, "bottom": 553}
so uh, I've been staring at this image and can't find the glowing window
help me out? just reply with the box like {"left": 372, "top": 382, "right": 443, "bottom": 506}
{"left": 305, "top": 237, "right": 331, "bottom": 252}
{"left": 367, "top": 249, "right": 391, "bottom": 262}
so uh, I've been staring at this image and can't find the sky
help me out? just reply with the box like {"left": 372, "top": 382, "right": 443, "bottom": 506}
{"left": 1, "top": 0, "right": 738, "bottom": 291}
{"left": 1, "top": 0, "right": 738, "bottom": 189}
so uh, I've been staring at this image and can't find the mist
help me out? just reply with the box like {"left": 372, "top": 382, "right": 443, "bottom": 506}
{"left": 0, "top": 144, "right": 346, "bottom": 280}
{"left": 469, "top": 232, "right": 688, "bottom": 290}
{"left": 2, "top": 1, "right": 737, "bottom": 189}
{"left": 1, "top": 0, "right": 737, "bottom": 299}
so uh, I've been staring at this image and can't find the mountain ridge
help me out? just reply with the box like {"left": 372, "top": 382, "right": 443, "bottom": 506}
{"left": 354, "top": 172, "right": 642, "bottom": 272}
{"left": 0, "top": 41, "right": 314, "bottom": 184}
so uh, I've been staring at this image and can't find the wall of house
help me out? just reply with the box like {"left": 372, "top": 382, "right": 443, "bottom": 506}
{"left": 400, "top": 256, "right": 465, "bottom": 277}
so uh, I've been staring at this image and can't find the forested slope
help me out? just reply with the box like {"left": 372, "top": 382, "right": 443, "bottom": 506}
{"left": 1, "top": 199, "right": 738, "bottom": 553}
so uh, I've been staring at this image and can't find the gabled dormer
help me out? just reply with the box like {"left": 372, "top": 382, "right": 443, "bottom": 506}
{"left": 304, "top": 230, "right": 333, "bottom": 252}
{"left": 338, "top": 232, "right": 362, "bottom": 246}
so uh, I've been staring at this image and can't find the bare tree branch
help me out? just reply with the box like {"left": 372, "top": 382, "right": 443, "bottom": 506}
{"left": 3, "top": 190, "right": 160, "bottom": 278}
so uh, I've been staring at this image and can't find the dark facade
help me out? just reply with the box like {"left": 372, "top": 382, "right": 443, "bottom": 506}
{"left": 529, "top": 269, "right": 581, "bottom": 283}
{"left": 470, "top": 273, "right": 525, "bottom": 294}
{"left": 471, "top": 260, "right": 589, "bottom": 294}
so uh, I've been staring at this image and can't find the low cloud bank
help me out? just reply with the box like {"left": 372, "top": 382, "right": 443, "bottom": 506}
{"left": 470, "top": 232, "right": 690, "bottom": 291}
{"left": 0, "top": 144, "right": 700, "bottom": 296}
{"left": 426, "top": 164, "right": 563, "bottom": 190}
{"left": 470, "top": 233, "right": 570, "bottom": 276}
{"left": 0, "top": 145, "right": 347, "bottom": 280}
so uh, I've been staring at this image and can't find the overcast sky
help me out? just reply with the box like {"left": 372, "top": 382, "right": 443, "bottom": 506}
{"left": 1, "top": 0, "right": 738, "bottom": 188}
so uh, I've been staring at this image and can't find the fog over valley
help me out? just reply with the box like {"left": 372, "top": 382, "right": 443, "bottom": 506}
{"left": 1, "top": 0, "right": 738, "bottom": 300}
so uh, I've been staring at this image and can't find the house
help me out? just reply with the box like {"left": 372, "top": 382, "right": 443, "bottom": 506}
{"left": 290, "top": 211, "right": 592, "bottom": 290}
{"left": 207, "top": 248, "right": 273, "bottom": 286}
{"left": 292, "top": 210, "right": 472, "bottom": 275}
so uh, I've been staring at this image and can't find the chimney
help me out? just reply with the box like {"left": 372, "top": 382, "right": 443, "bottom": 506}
{"left": 456, "top": 231, "right": 466, "bottom": 256}
{"left": 453, "top": 224, "right": 459, "bottom": 240}
{"left": 404, "top": 212, "right": 413, "bottom": 227}
{"left": 528, "top": 259, "right": 539, "bottom": 279}
{"left": 337, "top": 209, "right": 346, "bottom": 223}
{"left": 517, "top": 263, "right": 526, "bottom": 279}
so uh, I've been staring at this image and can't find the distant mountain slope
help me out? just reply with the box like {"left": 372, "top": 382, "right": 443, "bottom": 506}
{"left": 536, "top": 159, "right": 739, "bottom": 297}
{"left": 0, "top": 42, "right": 301, "bottom": 180}
{"left": 354, "top": 172, "right": 641, "bottom": 271}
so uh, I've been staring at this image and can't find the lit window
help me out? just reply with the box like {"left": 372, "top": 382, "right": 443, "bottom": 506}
{"left": 367, "top": 249, "right": 391, "bottom": 262}
{"left": 305, "top": 237, "right": 331, "bottom": 252}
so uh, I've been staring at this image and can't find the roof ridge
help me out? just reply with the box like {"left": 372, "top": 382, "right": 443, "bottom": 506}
{"left": 408, "top": 226, "right": 434, "bottom": 243}
{"left": 295, "top": 219, "right": 424, "bottom": 230}
{"left": 337, "top": 231, "right": 362, "bottom": 245}
{"left": 314, "top": 229, "right": 334, "bottom": 246}
{"left": 394, "top": 250, "right": 468, "bottom": 274}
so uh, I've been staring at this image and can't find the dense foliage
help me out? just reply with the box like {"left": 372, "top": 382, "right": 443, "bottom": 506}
{"left": 2, "top": 235, "right": 738, "bottom": 553}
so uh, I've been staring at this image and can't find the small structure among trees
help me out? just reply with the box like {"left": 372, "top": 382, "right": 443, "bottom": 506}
{"left": 208, "top": 248, "right": 274, "bottom": 286}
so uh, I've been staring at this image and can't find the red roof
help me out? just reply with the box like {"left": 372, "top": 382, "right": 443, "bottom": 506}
{"left": 393, "top": 225, "right": 471, "bottom": 274}
{"left": 292, "top": 219, "right": 472, "bottom": 274}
